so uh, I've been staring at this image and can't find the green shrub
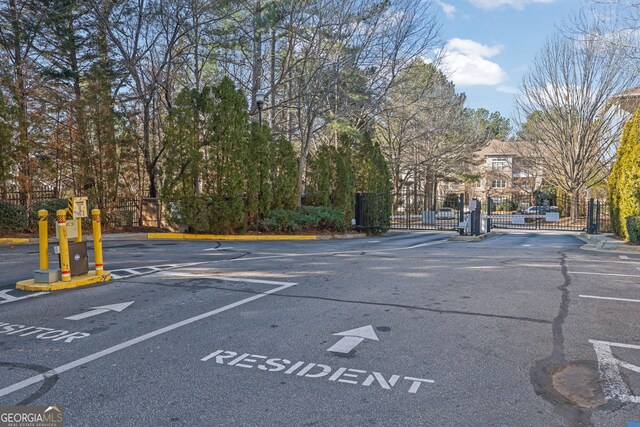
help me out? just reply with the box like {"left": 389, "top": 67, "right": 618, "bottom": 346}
{"left": 256, "top": 206, "right": 350, "bottom": 233}
{"left": 627, "top": 216, "right": 640, "bottom": 244}
{"left": 169, "top": 195, "right": 245, "bottom": 234}
{"left": 0, "top": 202, "right": 27, "bottom": 232}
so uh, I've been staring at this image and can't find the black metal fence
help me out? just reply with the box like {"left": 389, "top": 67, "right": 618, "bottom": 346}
{"left": 484, "top": 195, "right": 611, "bottom": 233}
{"left": 354, "top": 192, "right": 392, "bottom": 232}
{"left": 0, "top": 188, "right": 149, "bottom": 230}
{"left": 389, "top": 190, "right": 461, "bottom": 231}
{"left": 0, "top": 186, "right": 58, "bottom": 206}
{"left": 389, "top": 190, "right": 612, "bottom": 234}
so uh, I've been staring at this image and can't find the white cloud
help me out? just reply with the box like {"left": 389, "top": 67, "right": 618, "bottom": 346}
{"left": 438, "top": 38, "right": 507, "bottom": 87}
{"left": 497, "top": 85, "right": 519, "bottom": 94}
{"left": 468, "top": 0, "right": 555, "bottom": 10}
{"left": 446, "top": 38, "right": 502, "bottom": 57}
{"left": 437, "top": 1, "right": 456, "bottom": 19}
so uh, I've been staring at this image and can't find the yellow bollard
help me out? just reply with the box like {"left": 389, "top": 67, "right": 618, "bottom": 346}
{"left": 38, "top": 210, "right": 48, "bottom": 270}
{"left": 57, "top": 209, "right": 71, "bottom": 282}
{"left": 92, "top": 209, "right": 104, "bottom": 276}
{"left": 75, "top": 217, "right": 82, "bottom": 243}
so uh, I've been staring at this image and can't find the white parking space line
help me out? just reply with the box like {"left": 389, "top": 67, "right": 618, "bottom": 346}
{"left": 570, "top": 271, "right": 640, "bottom": 278}
{"left": 566, "top": 258, "right": 640, "bottom": 265}
{"left": 155, "top": 271, "right": 295, "bottom": 286}
{"left": 0, "top": 279, "right": 297, "bottom": 399}
{"left": 515, "top": 264, "right": 640, "bottom": 278}
{"left": 579, "top": 295, "right": 640, "bottom": 304}
{"left": 231, "top": 240, "right": 451, "bottom": 262}
{"left": 0, "top": 290, "right": 48, "bottom": 305}
{"left": 203, "top": 247, "right": 234, "bottom": 251}
{"left": 590, "top": 340, "right": 640, "bottom": 403}
{"left": 110, "top": 262, "right": 208, "bottom": 280}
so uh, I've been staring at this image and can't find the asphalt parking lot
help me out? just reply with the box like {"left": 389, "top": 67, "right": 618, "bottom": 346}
{"left": 1, "top": 232, "right": 640, "bottom": 426}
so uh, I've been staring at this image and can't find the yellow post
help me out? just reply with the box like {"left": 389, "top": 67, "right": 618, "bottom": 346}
{"left": 69, "top": 197, "right": 82, "bottom": 242}
{"left": 38, "top": 209, "right": 48, "bottom": 270}
{"left": 75, "top": 217, "right": 82, "bottom": 243}
{"left": 92, "top": 209, "right": 104, "bottom": 276}
{"left": 57, "top": 209, "right": 71, "bottom": 282}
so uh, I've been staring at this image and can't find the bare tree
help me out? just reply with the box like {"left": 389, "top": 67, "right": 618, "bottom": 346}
{"left": 377, "top": 60, "right": 491, "bottom": 207}
{"left": 516, "top": 30, "right": 638, "bottom": 220}
{"left": 92, "top": 0, "right": 191, "bottom": 198}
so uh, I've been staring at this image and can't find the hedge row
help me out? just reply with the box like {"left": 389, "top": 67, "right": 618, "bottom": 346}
{"left": 627, "top": 216, "right": 640, "bottom": 244}
{"left": 254, "top": 206, "right": 350, "bottom": 233}
{"left": 0, "top": 202, "right": 27, "bottom": 233}
{"left": 609, "top": 108, "right": 640, "bottom": 239}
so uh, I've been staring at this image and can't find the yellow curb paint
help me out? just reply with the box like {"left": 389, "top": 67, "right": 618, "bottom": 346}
{"left": 16, "top": 271, "right": 111, "bottom": 292}
{"left": 0, "top": 238, "right": 30, "bottom": 245}
{"left": 147, "top": 233, "right": 318, "bottom": 241}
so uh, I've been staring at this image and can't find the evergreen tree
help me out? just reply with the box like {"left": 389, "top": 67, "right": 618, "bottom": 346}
{"left": 246, "top": 123, "right": 274, "bottom": 224}
{"left": 306, "top": 145, "right": 333, "bottom": 207}
{"left": 271, "top": 136, "right": 298, "bottom": 211}
{"left": 609, "top": 108, "right": 640, "bottom": 239}
{"left": 0, "top": 93, "right": 13, "bottom": 195}
{"left": 333, "top": 135, "right": 355, "bottom": 221}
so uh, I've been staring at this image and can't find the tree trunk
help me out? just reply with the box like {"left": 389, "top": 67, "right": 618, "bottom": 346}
{"left": 571, "top": 189, "right": 580, "bottom": 222}
{"left": 251, "top": 0, "right": 262, "bottom": 118}
{"left": 9, "top": 0, "right": 31, "bottom": 209}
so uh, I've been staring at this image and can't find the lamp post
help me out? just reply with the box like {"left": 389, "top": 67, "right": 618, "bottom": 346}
{"left": 255, "top": 92, "right": 265, "bottom": 127}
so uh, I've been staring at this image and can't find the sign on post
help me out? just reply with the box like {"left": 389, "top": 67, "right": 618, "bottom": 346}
{"left": 545, "top": 212, "right": 560, "bottom": 222}
{"left": 511, "top": 215, "right": 525, "bottom": 225}
{"left": 55, "top": 219, "right": 79, "bottom": 239}
{"left": 69, "top": 197, "right": 88, "bottom": 219}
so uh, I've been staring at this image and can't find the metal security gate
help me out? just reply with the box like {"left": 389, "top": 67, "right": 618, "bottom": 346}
{"left": 485, "top": 196, "right": 612, "bottom": 233}
{"left": 390, "top": 190, "right": 460, "bottom": 231}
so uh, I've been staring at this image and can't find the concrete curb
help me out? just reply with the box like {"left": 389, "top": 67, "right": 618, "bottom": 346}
{"left": 16, "top": 271, "right": 112, "bottom": 292}
{"left": 578, "top": 232, "right": 640, "bottom": 254}
{"left": 3, "top": 232, "right": 371, "bottom": 245}
{"left": 148, "top": 233, "right": 317, "bottom": 241}
{"left": 0, "top": 238, "right": 30, "bottom": 245}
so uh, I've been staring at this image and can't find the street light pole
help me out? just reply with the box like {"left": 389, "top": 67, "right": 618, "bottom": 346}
{"left": 255, "top": 92, "right": 265, "bottom": 127}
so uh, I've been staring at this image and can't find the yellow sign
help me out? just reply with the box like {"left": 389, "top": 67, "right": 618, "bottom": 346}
{"left": 68, "top": 197, "right": 88, "bottom": 219}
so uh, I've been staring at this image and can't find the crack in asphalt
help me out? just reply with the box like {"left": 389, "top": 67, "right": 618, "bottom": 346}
{"left": 0, "top": 362, "right": 58, "bottom": 405}
{"left": 530, "top": 250, "right": 596, "bottom": 426}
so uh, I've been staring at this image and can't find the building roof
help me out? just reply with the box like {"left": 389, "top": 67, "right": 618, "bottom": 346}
{"left": 475, "top": 139, "right": 519, "bottom": 158}
{"left": 610, "top": 86, "right": 640, "bottom": 114}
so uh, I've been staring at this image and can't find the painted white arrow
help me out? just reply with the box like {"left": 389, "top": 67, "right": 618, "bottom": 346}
{"left": 0, "top": 289, "right": 48, "bottom": 304}
{"left": 65, "top": 301, "right": 134, "bottom": 321}
{"left": 327, "top": 325, "right": 379, "bottom": 354}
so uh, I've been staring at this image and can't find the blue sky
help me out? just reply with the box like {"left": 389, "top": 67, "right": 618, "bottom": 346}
{"left": 434, "top": 0, "right": 584, "bottom": 124}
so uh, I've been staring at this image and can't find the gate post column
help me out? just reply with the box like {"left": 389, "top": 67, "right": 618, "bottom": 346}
{"left": 486, "top": 195, "right": 492, "bottom": 233}
{"left": 587, "top": 198, "right": 595, "bottom": 234}
{"left": 458, "top": 193, "right": 465, "bottom": 236}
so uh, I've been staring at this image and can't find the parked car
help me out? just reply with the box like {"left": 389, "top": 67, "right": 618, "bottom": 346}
{"left": 435, "top": 208, "right": 456, "bottom": 219}
{"left": 526, "top": 206, "right": 546, "bottom": 214}
{"left": 526, "top": 206, "right": 559, "bottom": 214}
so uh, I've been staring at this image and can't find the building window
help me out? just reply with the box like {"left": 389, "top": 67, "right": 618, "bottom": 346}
{"left": 491, "top": 157, "right": 508, "bottom": 170}
{"left": 491, "top": 179, "right": 507, "bottom": 188}
{"left": 475, "top": 180, "right": 482, "bottom": 188}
